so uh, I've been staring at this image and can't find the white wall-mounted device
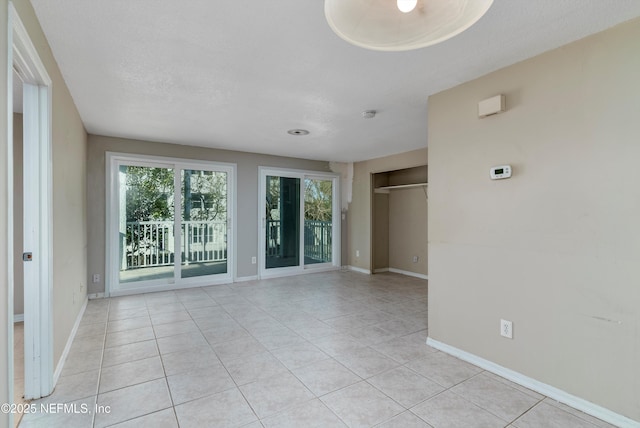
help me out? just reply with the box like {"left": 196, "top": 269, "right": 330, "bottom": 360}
{"left": 490, "top": 165, "right": 512, "bottom": 180}
{"left": 478, "top": 94, "right": 506, "bottom": 118}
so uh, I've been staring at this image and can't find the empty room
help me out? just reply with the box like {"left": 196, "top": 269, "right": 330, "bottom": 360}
{"left": 1, "top": 1, "right": 639, "bottom": 427}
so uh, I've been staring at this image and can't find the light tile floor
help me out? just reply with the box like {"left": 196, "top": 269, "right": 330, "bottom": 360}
{"left": 14, "top": 322, "right": 27, "bottom": 428}
{"left": 18, "top": 271, "right": 616, "bottom": 427}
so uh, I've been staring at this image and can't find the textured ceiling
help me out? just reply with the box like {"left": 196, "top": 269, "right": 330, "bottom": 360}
{"left": 30, "top": 0, "right": 640, "bottom": 162}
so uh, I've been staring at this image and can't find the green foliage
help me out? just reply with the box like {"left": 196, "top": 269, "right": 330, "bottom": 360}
{"left": 305, "top": 179, "right": 332, "bottom": 221}
{"left": 182, "top": 170, "right": 227, "bottom": 221}
{"left": 123, "top": 166, "right": 174, "bottom": 222}
{"left": 123, "top": 167, "right": 227, "bottom": 223}
{"left": 265, "top": 176, "right": 332, "bottom": 222}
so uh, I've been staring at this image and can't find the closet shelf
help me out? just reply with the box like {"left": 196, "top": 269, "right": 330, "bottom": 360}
{"left": 374, "top": 182, "right": 427, "bottom": 193}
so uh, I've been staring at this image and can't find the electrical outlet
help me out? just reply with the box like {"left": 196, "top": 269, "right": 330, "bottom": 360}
{"left": 356, "top": 250, "right": 360, "bottom": 257}
{"left": 412, "top": 255, "right": 419, "bottom": 263}
{"left": 92, "top": 273, "right": 100, "bottom": 283}
{"left": 251, "top": 256, "right": 257, "bottom": 264}
{"left": 500, "top": 319, "right": 513, "bottom": 339}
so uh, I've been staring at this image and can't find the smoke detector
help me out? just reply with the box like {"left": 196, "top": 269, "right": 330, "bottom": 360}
{"left": 287, "top": 129, "right": 310, "bottom": 136}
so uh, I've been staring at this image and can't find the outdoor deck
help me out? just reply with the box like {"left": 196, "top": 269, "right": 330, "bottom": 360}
{"left": 119, "top": 261, "right": 227, "bottom": 283}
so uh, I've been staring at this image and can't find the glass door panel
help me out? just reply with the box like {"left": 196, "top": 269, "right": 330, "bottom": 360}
{"left": 181, "top": 169, "right": 228, "bottom": 278}
{"left": 304, "top": 178, "right": 333, "bottom": 265}
{"left": 265, "top": 175, "right": 300, "bottom": 269}
{"left": 118, "top": 165, "right": 175, "bottom": 284}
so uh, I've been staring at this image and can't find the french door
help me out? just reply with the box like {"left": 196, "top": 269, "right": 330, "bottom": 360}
{"left": 259, "top": 168, "right": 340, "bottom": 277}
{"left": 107, "top": 154, "right": 235, "bottom": 295}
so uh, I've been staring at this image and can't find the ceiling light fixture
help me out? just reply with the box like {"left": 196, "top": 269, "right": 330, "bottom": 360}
{"left": 397, "top": 0, "right": 417, "bottom": 13}
{"left": 324, "top": 0, "right": 494, "bottom": 52}
{"left": 287, "top": 129, "right": 310, "bottom": 136}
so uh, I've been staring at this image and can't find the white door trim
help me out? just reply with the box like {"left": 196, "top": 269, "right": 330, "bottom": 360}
{"left": 5, "top": 12, "right": 16, "bottom": 428}
{"left": 9, "top": 1, "right": 54, "bottom": 401}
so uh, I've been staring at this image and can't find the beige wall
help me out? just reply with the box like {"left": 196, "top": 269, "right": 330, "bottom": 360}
{"left": 348, "top": 148, "right": 427, "bottom": 271}
{"left": 13, "top": 114, "right": 23, "bottom": 316}
{"left": 1, "top": 1, "right": 11, "bottom": 426}
{"left": 428, "top": 18, "right": 640, "bottom": 421}
{"left": 86, "top": 135, "right": 331, "bottom": 293}
{"left": 389, "top": 187, "right": 427, "bottom": 275}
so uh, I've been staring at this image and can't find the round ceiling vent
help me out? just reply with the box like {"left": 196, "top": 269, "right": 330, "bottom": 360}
{"left": 287, "top": 129, "right": 310, "bottom": 136}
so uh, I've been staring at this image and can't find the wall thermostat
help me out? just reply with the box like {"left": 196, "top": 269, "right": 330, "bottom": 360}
{"left": 490, "top": 165, "right": 512, "bottom": 180}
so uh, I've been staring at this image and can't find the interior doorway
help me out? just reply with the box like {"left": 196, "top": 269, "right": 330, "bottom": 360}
{"left": 11, "top": 67, "right": 27, "bottom": 428}
{"left": 8, "top": 3, "right": 55, "bottom": 415}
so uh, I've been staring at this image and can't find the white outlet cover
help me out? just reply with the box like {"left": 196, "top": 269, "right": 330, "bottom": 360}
{"left": 500, "top": 319, "right": 513, "bottom": 339}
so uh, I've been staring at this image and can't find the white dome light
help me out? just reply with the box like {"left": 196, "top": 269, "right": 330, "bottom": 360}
{"left": 325, "top": 0, "right": 494, "bottom": 52}
{"left": 397, "top": 0, "right": 417, "bottom": 13}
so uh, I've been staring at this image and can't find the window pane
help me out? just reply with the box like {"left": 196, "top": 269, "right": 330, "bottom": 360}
{"left": 118, "top": 165, "right": 175, "bottom": 283}
{"left": 266, "top": 175, "right": 300, "bottom": 269}
{"left": 181, "top": 169, "right": 228, "bottom": 278}
{"left": 304, "top": 178, "right": 332, "bottom": 265}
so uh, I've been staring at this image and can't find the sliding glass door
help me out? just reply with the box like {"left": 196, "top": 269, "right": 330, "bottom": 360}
{"left": 181, "top": 169, "right": 228, "bottom": 278}
{"left": 260, "top": 168, "right": 340, "bottom": 277}
{"left": 108, "top": 154, "right": 235, "bottom": 295}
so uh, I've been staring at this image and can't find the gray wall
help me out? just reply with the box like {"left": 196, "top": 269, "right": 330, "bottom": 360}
{"left": 372, "top": 192, "right": 389, "bottom": 271}
{"left": 428, "top": 18, "right": 640, "bottom": 421}
{"left": 389, "top": 187, "right": 427, "bottom": 275}
{"left": 13, "top": 114, "right": 23, "bottom": 316}
{"left": 86, "top": 135, "right": 331, "bottom": 294}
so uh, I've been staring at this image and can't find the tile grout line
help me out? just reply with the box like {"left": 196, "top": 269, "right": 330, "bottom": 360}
{"left": 190, "top": 286, "right": 263, "bottom": 425}
{"left": 52, "top": 273, "right": 610, "bottom": 428}
{"left": 91, "top": 299, "right": 110, "bottom": 428}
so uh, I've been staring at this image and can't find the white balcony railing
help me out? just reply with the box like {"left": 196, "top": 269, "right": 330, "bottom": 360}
{"left": 266, "top": 219, "right": 332, "bottom": 263}
{"left": 123, "top": 218, "right": 331, "bottom": 271}
{"left": 304, "top": 219, "right": 332, "bottom": 263}
{"left": 122, "top": 220, "right": 227, "bottom": 270}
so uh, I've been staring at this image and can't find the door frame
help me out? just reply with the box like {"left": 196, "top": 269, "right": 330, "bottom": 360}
{"left": 8, "top": 2, "right": 54, "bottom": 402}
{"left": 258, "top": 166, "right": 341, "bottom": 279}
{"left": 105, "top": 152, "right": 237, "bottom": 296}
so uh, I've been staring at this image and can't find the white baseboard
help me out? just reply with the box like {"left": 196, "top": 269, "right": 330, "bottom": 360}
{"left": 259, "top": 266, "right": 341, "bottom": 280}
{"left": 87, "top": 292, "right": 105, "bottom": 299}
{"left": 53, "top": 298, "right": 88, "bottom": 385}
{"left": 348, "top": 265, "right": 371, "bottom": 275}
{"left": 426, "top": 338, "right": 639, "bottom": 428}
{"left": 14, "top": 313, "right": 24, "bottom": 323}
{"left": 235, "top": 275, "right": 258, "bottom": 283}
{"left": 388, "top": 268, "right": 428, "bottom": 280}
